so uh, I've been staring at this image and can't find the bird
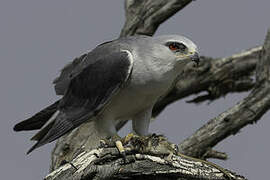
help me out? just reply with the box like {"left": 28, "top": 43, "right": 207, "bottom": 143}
{"left": 13, "top": 35, "right": 200, "bottom": 154}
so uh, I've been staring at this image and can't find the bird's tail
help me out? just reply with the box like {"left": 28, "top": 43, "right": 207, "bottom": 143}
{"left": 13, "top": 100, "right": 60, "bottom": 132}
{"left": 13, "top": 100, "right": 94, "bottom": 154}
{"left": 26, "top": 109, "right": 93, "bottom": 154}
{"left": 26, "top": 110, "right": 63, "bottom": 154}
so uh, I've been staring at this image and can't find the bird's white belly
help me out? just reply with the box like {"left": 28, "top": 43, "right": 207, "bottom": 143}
{"left": 102, "top": 87, "right": 155, "bottom": 121}
{"left": 102, "top": 75, "right": 174, "bottom": 122}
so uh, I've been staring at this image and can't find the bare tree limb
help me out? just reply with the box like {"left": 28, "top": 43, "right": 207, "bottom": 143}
{"left": 46, "top": 150, "right": 245, "bottom": 180}
{"left": 46, "top": 136, "right": 246, "bottom": 180}
{"left": 202, "top": 149, "right": 228, "bottom": 160}
{"left": 120, "top": 0, "right": 193, "bottom": 37}
{"left": 178, "top": 30, "right": 270, "bottom": 158}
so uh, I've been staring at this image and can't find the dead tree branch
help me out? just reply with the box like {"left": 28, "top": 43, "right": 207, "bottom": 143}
{"left": 46, "top": 136, "right": 246, "bottom": 180}
{"left": 120, "top": 0, "right": 192, "bottom": 37}
{"left": 178, "top": 30, "right": 270, "bottom": 158}
{"left": 46, "top": 149, "right": 246, "bottom": 180}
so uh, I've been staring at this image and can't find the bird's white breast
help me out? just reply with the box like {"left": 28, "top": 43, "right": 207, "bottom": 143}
{"left": 101, "top": 49, "right": 178, "bottom": 121}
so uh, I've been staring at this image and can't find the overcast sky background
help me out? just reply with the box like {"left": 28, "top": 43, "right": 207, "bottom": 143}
{"left": 1, "top": 0, "right": 270, "bottom": 179}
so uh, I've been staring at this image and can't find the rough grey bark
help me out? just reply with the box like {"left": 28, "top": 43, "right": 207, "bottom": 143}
{"left": 48, "top": 0, "right": 270, "bottom": 179}
{"left": 120, "top": 0, "right": 192, "bottom": 37}
{"left": 46, "top": 135, "right": 246, "bottom": 180}
{"left": 46, "top": 149, "right": 245, "bottom": 180}
{"left": 178, "top": 30, "right": 270, "bottom": 158}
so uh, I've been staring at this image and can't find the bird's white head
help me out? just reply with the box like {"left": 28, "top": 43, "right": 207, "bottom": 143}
{"left": 152, "top": 35, "right": 200, "bottom": 66}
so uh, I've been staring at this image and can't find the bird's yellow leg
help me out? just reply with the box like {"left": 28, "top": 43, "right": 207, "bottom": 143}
{"left": 115, "top": 140, "right": 125, "bottom": 154}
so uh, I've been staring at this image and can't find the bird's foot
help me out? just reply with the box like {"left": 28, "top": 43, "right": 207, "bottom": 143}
{"left": 121, "top": 133, "right": 179, "bottom": 158}
{"left": 99, "top": 135, "right": 128, "bottom": 163}
{"left": 99, "top": 135, "right": 122, "bottom": 147}
{"left": 99, "top": 134, "right": 179, "bottom": 163}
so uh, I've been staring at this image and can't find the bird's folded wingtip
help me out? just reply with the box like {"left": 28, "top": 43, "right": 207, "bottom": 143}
{"left": 13, "top": 123, "right": 22, "bottom": 132}
{"left": 26, "top": 143, "right": 38, "bottom": 155}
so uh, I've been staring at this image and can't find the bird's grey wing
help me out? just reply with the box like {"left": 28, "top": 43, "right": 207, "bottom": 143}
{"left": 53, "top": 53, "right": 87, "bottom": 95}
{"left": 27, "top": 50, "right": 133, "bottom": 154}
{"left": 53, "top": 40, "right": 114, "bottom": 95}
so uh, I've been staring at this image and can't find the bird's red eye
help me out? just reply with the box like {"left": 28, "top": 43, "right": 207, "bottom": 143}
{"left": 166, "top": 42, "right": 187, "bottom": 52}
{"left": 169, "top": 44, "right": 178, "bottom": 51}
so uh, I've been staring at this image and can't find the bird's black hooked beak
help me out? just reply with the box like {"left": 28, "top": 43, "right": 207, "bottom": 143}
{"left": 191, "top": 52, "right": 200, "bottom": 66}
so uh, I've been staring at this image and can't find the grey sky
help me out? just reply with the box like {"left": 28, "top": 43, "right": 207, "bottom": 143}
{"left": 1, "top": 0, "right": 269, "bottom": 179}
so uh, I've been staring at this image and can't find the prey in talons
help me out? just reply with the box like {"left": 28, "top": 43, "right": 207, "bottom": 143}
{"left": 99, "top": 133, "right": 179, "bottom": 163}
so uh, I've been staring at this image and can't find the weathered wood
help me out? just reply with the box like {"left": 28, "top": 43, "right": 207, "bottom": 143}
{"left": 179, "top": 30, "right": 270, "bottom": 158}
{"left": 46, "top": 149, "right": 245, "bottom": 180}
{"left": 120, "top": 0, "right": 193, "bottom": 37}
{"left": 46, "top": 135, "right": 246, "bottom": 180}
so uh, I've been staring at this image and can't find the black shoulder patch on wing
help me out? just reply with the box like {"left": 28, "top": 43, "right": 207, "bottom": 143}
{"left": 60, "top": 51, "right": 133, "bottom": 110}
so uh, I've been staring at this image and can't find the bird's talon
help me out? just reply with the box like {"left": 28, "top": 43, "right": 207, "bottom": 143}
{"left": 116, "top": 140, "right": 129, "bottom": 163}
{"left": 99, "top": 139, "right": 109, "bottom": 148}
